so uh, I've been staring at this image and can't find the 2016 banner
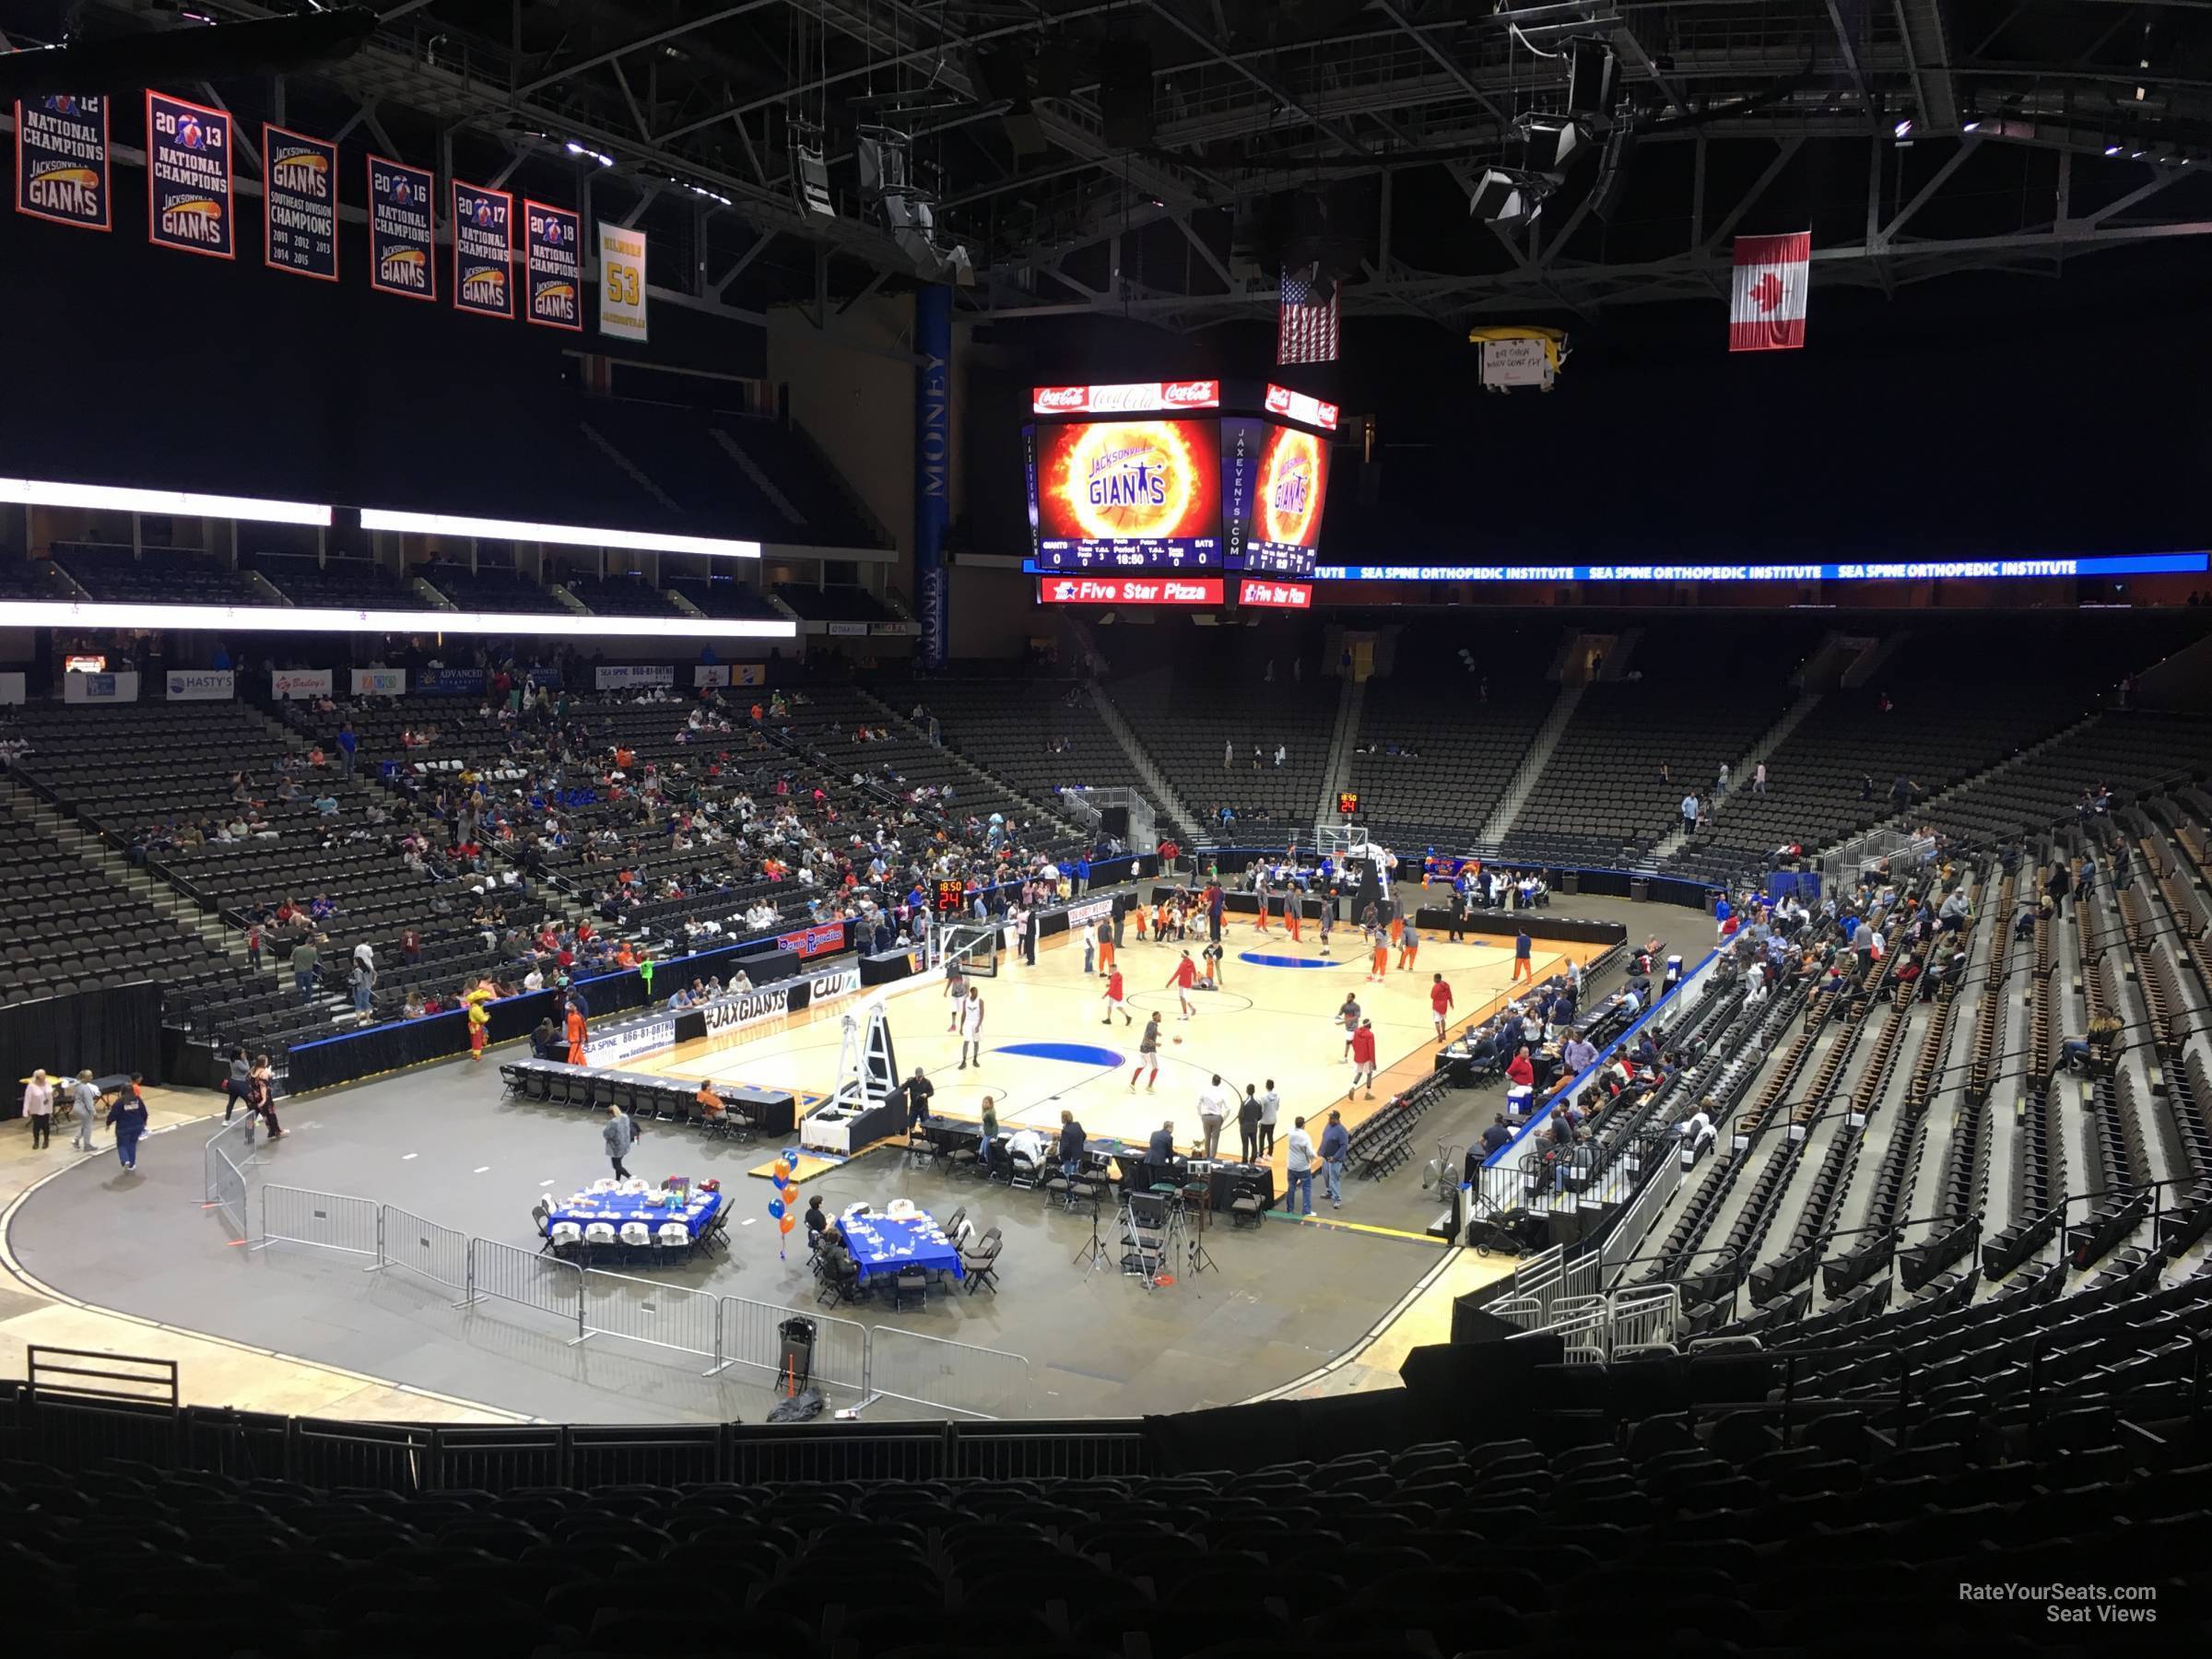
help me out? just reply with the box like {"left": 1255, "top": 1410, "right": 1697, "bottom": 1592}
{"left": 598, "top": 221, "right": 648, "bottom": 341}
{"left": 368, "top": 154, "right": 435, "bottom": 301}
{"left": 146, "top": 91, "right": 232, "bottom": 258}
{"left": 263, "top": 124, "right": 336, "bottom": 280}
{"left": 15, "top": 94, "right": 110, "bottom": 230}
{"left": 524, "top": 198, "right": 582, "bottom": 331}
{"left": 453, "top": 179, "right": 514, "bottom": 319}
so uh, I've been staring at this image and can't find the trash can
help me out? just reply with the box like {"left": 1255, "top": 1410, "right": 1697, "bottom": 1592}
{"left": 1560, "top": 872, "right": 1581, "bottom": 896}
{"left": 776, "top": 1316, "right": 816, "bottom": 1392}
{"left": 1630, "top": 878, "right": 1650, "bottom": 901}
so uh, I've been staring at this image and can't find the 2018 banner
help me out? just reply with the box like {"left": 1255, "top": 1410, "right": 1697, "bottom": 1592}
{"left": 524, "top": 198, "right": 582, "bottom": 331}
{"left": 453, "top": 179, "right": 514, "bottom": 319}
{"left": 598, "top": 221, "right": 648, "bottom": 341}
{"left": 263, "top": 124, "right": 336, "bottom": 280}
{"left": 368, "top": 154, "right": 435, "bottom": 301}
{"left": 146, "top": 91, "right": 232, "bottom": 258}
{"left": 15, "top": 94, "right": 110, "bottom": 230}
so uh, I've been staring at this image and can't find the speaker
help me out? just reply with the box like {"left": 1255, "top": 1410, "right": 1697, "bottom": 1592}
{"left": 1098, "top": 42, "right": 1155, "bottom": 148}
{"left": 1524, "top": 117, "right": 1587, "bottom": 178}
{"left": 1566, "top": 36, "right": 1618, "bottom": 117}
{"left": 1100, "top": 806, "right": 1131, "bottom": 838}
{"left": 1468, "top": 169, "right": 1531, "bottom": 226}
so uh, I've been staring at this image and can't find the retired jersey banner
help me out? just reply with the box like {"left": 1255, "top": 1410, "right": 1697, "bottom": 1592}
{"left": 523, "top": 198, "right": 582, "bottom": 331}
{"left": 452, "top": 179, "right": 514, "bottom": 319}
{"left": 15, "top": 94, "right": 110, "bottom": 230}
{"left": 367, "top": 154, "right": 435, "bottom": 301}
{"left": 263, "top": 124, "right": 336, "bottom": 280}
{"left": 145, "top": 91, "right": 233, "bottom": 258}
{"left": 598, "top": 221, "right": 648, "bottom": 342}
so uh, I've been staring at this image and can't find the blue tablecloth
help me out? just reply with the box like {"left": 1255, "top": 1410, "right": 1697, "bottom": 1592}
{"left": 841, "top": 1208, "right": 963, "bottom": 1282}
{"left": 549, "top": 1187, "right": 723, "bottom": 1241}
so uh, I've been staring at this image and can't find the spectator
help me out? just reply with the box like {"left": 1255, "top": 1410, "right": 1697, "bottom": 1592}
{"left": 292, "top": 935, "right": 322, "bottom": 1003}
{"left": 1680, "top": 792, "right": 1700, "bottom": 835}
{"left": 1285, "top": 1116, "right": 1316, "bottom": 1216}
{"left": 335, "top": 722, "right": 358, "bottom": 780}
{"left": 1318, "top": 1109, "right": 1350, "bottom": 1208}
{"left": 108, "top": 1076, "right": 150, "bottom": 1171}
{"left": 21, "top": 1068, "right": 53, "bottom": 1150}
{"left": 1480, "top": 1112, "right": 1513, "bottom": 1156}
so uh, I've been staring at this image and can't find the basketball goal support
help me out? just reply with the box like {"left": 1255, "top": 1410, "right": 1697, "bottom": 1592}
{"left": 827, "top": 994, "right": 900, "bottom": 1115}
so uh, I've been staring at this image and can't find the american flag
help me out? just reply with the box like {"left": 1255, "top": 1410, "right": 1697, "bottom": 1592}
{"left": 1277, "top": 265, "right": 1339, "bottom": 365}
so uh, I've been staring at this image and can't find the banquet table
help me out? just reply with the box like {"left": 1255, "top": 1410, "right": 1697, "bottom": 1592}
{"left": 841, "top": 1206, "right": 964, "bottom": 1282}
{"left": 548, "top": 1186, "right": 724, "bottom": 1241}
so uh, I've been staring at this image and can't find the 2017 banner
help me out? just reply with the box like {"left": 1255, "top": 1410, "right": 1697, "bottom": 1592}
{"left": 263, "top": 124, "right": 336, "bottom": 280}
{"left": 146, "top": 91, "right": 232, "bottom": 258}
{"left": 598, "top": 221, "right": 648, "bottom": 341}
{"left": 524, "top": 198, "right": 582, "bottom": 331}
{"left": 453, "top": 179, "right": 514, "bottom": 319}
{"left": 368, "top": 154, "right": 435, "bottom": 301}
{"left": 15, "top": 94, "right": 110, "bottom": 230}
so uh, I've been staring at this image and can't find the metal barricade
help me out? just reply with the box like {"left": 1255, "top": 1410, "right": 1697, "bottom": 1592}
{"left": 716, "top": 1292, "right": 868, "bottom": 1392}
{"left": 470, "top": 1237, "right": 584, "bottom": 1340}
{"left": 865, "top": 1327, "right": 1030, "bottom": 1419}
{"left": 1550, "top": 1295, "right": 1612, "bottom": 1364}
{"left": 579, "top": 1270, "right": 723, "bottom": 1373}
{"left": 1609, "top": 1286, "right": 1681, "bottom": 1355}
{"left": 1603, "top": 1142, "right": 1684, "bottom": 1289}
{"left": 207, "top": 1143, "right": 249, "bottom": 1242}
{"left": 380, "top": 1206, "right": 475, "bottom": 1305}
{"left": 255, "top": 1186, "right": 381, "bottom": 1264}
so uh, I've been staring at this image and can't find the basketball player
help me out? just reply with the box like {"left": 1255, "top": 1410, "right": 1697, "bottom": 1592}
{"left": 1202, "top": 940, "right": 1225, "bottom": 989}
{"left": 945, "top": 958, "right": 967, "bottom": 1031}
{"left": 1338, "top": 992, "right": 1362, "bottom": 1060}
{"left": 1252, "top": 869, "right": 1271, "bottom": 934}
{"left": 1317, "top": 901, "right": 1334, "bottom": 957}
{"left": 1167, "top": 949, "right": 1198, "bottom": 1018}
{"left": 1097, "top": 919, "right": 1116, "bottom": 977}
{"left": 1100, "top": 964, "right": 1132, "bottom": 1026}
{"left": 1285, "top": 888, "right": 1302, "bottom": 944}
{"left": 956, "top": 985, "right": 986, "bottom": 1069}
{"left": 1349, "top": 1018, "right": 1379, "bottom": 1100}
{"left": 1398, "top": 918, "right": 1420, "bottom": 972}
{"left": 1430, "top": 972, "right": 1455, "bottom": 1039}
{"left": 1368, "top": 925, "right": 1390, "bottom": 984}
{"left": 1133, "top": 902, "right": 1149, "bottom": 943}
{"left": 1131, "top": 1012, "right": 1162, "bottom": 1091}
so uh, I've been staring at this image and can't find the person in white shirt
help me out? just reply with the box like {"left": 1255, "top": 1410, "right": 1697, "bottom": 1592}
{"left": 1753, "top": 760, "right": 1768, "bottom": 794}
{"left": 1681, "top": 793, "right": 1700, "bottom": 833}
{"left": 1284, "top": 1116, "right": 1317, "bottom": 1216}
{"left": 1677, "top": 1106, "right": 1717, "bottom": 1156}
{"left": 1716, "top": 760, "right": 1730, "bottom": 795}
{"left": 1006, "top": 1124, "right": 1047, "bottom": 1172}
{"left": 957, "top": 986, "right": 986, "bottom": 1069}
{"left": 1195, "top": 1075, "right": 1232, "bottom": 1160}
{"left": 1256, "top": 1080, "right": 1280, "bottom": 1155}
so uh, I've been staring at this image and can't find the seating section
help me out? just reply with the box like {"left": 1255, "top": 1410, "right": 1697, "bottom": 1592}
{"left": 771, "top": 583, "right": 900, "bottom": 624}
{"left": 52, "top": 543, "right": 262, "bottom": 606}
{"left": 876, "top": 675, "right": 1156, "bottom": 822}
{"left": 1925, "top": 711, "right": 2212, "bottom": 847}
{"left": 660, "top": 575, "right": 785, "bottom": 620}
{"left": 252, "top": 554, "right": 441, "bottom": 611}
{"left": 555, "top": 568, "right": 691, "bottom": 619}
{"left": 417, "top": 561, "right": 571, "bottom": 614}
{"left": 1108, "top": 664, "right": 1336, "bottom": 827}
{"left": 0, "top": 823, "right": 245, "bottom": 1006}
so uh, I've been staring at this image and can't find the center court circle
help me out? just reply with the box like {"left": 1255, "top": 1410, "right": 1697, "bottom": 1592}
{"left": 1237, "top": 951, "right": 1351, "bottom": 969}
{"left": 992, "top": 1041, "right": 1125, "bottom": 1066}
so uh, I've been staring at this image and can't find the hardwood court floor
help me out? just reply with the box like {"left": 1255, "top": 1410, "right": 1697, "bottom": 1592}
{"left": 634, "top": 919, "right": 1604, "bottom": 1183}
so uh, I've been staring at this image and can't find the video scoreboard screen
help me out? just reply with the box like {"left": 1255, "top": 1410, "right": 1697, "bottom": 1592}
{"left": 1027, "top": 379, "right": 1332, "bottom": 584}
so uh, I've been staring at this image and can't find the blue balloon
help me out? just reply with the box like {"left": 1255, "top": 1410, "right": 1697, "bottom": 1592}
{"left": 768, "top": 1198, "right": 785, "bottom": 1220}
{"left": 783, "top": 1147, "right": 801, "bottom": 1168}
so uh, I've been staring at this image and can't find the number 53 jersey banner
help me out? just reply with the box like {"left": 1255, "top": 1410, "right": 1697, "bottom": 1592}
{"left": 598, "top": 221, "right": 648, "bottom": 342}
{"left": 146, "top": 91, "right": 232, "bottom": 259}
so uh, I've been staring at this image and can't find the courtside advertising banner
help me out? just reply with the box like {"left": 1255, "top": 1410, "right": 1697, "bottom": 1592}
{"left": 350, "top": 668, "right": 407, "bottom": 696}
{"left": 368, "top": 155, "right": 435, "bottom": 300}
{"left": 271, "top": 668, "right": 333, "bottom": 700}
{"left": 14, "top": 94, "right": 109, "bottom": 230}
{"left": 165, "top": 669, "right": 234, "bottom": 700}
{"left": 452, "top": 180, "right": 514, "bottom": 319}
{"left": 598, "top": 221, "right": 648, "bottom": 341}
{"left": 593, "top": 664, "right": 674, "bottom": 690}
{"left": 145, "top": 91, "right": 233, "bottom": 259}
{"left": 263, "top": 124, "right": 337, "bottom": 280}
{"left": 523, "top": 199, "right": 582, "bottom": 331}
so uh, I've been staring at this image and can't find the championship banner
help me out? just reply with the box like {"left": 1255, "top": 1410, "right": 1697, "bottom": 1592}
{"left": 523, "top": 198, "right": 582, "bottom": 331}
{"left": 368, "top": 155, "right": 435, "bottom": 301}
{"left": 350, "top": 667, "right": 407, "bottom": 696}
{"left": 15, "top": 94, "right": 110, "bottom": 230}
{"left": 263, "top": 124, "right": 337, "bottom": 280}
{"left": 452, "top": 180, "right": 514, "bottom": 319}
{"left": 145, "top": 91, "right": 233, "bottom": 259}
{"left": 165, "top": 669, "right": 234, "bottom": 701}
{"left": 598, "top": 221, "right": 648, "bottom": 341}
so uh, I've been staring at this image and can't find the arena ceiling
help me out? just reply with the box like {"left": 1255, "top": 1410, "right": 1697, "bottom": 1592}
{"left": 19, "top": 0, "right": 2212, "bottom": 328}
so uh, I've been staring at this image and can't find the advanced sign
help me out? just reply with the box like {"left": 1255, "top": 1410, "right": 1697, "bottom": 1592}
{"left": 1038, "top": 575, "right": 1224, "bottom": 606}
{"left": 1031, "top": 380, "right": 1220, "bottom": 416}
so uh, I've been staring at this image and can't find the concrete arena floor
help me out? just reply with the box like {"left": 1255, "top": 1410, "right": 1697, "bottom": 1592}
{"left": 6, "top": 1058, "right": 1440, "bottom": 1423}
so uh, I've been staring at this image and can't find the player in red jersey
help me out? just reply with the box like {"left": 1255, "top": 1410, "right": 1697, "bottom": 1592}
{"left": 1430, "top": 972, "right": 1454, "bottom": 1039}
{"left": 1348, "top": 1019, "right": 1379, "bottom": 1099}
{"left": 1167, "top": 949, "right": 1198, "bottom": 1019}
{"left": 1100, "top": 965, "right": 1132, "bottom": 1027}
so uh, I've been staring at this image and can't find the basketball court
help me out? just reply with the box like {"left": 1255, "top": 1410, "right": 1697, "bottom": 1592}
{"left": 629, "top": 907, "right": 1600, "bottom": 1182}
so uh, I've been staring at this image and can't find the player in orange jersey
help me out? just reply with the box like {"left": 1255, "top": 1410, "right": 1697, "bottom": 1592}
{"left": 1285, "top": 893, "right": 1302, "bottom": 943}
{"left": 1368, "top": 926, "right": 1390, "bottom": 983}
{"left": 1096, "top": 919, "right": 1116, "bottom": 976}
{"left": 1398, "top": 919, "right": 1420, "bottom": 972}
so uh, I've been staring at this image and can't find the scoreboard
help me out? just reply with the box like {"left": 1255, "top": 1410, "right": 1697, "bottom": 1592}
{"left": 1027, "top": 379, "right": 1334, "bottom": 584}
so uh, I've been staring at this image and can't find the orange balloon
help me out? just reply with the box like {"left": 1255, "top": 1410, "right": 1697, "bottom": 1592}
{"left": 771, "top": 1160, "right": 792, "bottom": 1183}
{"left": 779, "top": 1214, "right": 796, "bottom": 1234}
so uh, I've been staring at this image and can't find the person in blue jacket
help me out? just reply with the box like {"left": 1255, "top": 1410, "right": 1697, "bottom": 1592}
{"left": 108, "top": 1075, "right": 150, "bottom": 1172}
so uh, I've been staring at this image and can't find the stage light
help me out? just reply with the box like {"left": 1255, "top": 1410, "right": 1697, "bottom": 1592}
{"left": 1962, "top": 121, "right": 1981, "bottom": 133}
{"left": 1893, "top": 119, "right": 1913, "bottom": 140}
{"left": 359, "top": 508, "right": 760, "bottom": 559}
{"left": 0, "top": 477, "right": 330, "bottom": 526}
{"left": 565, "top": 140, "right": 615, "bottom": 168}
{"left": 2105, "top": 143, "right": 2124, "bottom": 156}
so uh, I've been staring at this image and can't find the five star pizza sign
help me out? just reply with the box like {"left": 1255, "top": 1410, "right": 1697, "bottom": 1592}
{"left": 1729, "top": 232, "right": 1811, "bottom": 352}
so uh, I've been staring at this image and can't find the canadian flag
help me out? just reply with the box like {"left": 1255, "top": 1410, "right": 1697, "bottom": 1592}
{"left": 1729, "top": 231, "right": 1811, "bottom": 352}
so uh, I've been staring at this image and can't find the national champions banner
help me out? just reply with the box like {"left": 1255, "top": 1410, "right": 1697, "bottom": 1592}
{"left": 263, "top": 124, "right": 337, "bottom": 280}
{"left": 524, "top": 199, "right": 582, "bottom": 331}
{"left": 145, "top": 91, "right": 233, "bottom": 259}
{"left": 15, "top": 94, "right": 110, "bottom": 230}
{"left": 368, "top": 154, "right": 435, "bottom": 301}
{"left": 453, "top": 179, "right": 514, "bottom": 319}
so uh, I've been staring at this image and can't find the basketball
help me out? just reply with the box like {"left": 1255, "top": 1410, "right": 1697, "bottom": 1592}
{"left": 1171, "top": 1035, "right": 1183, "bottom": 1044}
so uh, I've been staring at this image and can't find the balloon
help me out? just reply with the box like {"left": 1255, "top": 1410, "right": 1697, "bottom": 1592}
{"left": 783, "top": 1147, "right": 800, "bottom": 1167}
{"left": 768, "top": 1198, "right": 785, "bottom": 1220}
{"left": 771, "top": 1160, "right": 791, "bottom": 1183}
{"left": 779, "top": 1215, "right": 796, "bottom": 1234}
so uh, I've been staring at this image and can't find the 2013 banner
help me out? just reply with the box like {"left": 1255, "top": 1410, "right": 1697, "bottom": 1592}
{"left": 145, "top": 91, "right": 232, "bottom": 258}
{"left": 524, "top": 199, "right": 582, "bottom": 331}
{"left": 15, "top": 94, "right": 110, "bottom": 230}
{"left": 452, "top": 179, "right": 514, "bottom": 319}
{"left": 367, "top": 154, "right": 435, "bottom": 300}
{"left": 263, "top": 124, "right": 337, "bottom": 280}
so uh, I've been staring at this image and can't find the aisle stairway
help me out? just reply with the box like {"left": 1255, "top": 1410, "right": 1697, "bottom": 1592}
{"left": 1479, "top": 682, "right": 1583, "bottom": 843}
